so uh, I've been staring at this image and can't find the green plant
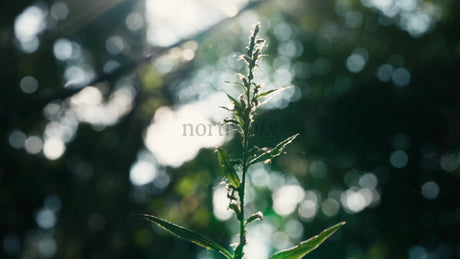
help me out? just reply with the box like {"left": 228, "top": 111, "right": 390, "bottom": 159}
{"left": 142, "top": 23, "right": 345, "bottom": 259}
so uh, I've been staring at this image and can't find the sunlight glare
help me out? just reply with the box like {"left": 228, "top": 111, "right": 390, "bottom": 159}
{"left": 245, "top": 222, "right": 273, "bottom": 259}
{"left": 69, "top": 84, "right": 135, "bottom": 127}
{"left": 145, "top": 0, "right": 248, "bottom": 46}
{"left": 144, "top": 99, "right": 227, "bottom": 167}
{"left": 130, "top": 160, "right": 157, "bottom": 186}
{"left": 340, "top": 187, "right": 380, "bottom": 213}
{"left": 212, "top": 186, "right": 233, "bottom": 221}
{"left": 272, "top": 185, "right": 305, "bottom": 216}
{"left": 43, "top": 138, "right": 65, "bottom": 160}
{"left": 14, "top": 6, "right": 46, "bottom": 42}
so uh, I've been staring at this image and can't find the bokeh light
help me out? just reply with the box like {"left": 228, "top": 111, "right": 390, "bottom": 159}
{"left": 145, "top": 0, "right": 248, "bottom": 46}
{"left": 272, "top": 185, "right": 305, "bottom": 216}
{"left": 212, "top": 185, "right": 233, "bottom": 221}
{"left": 35, "top": 208, "right": 57, "bottom": 229}
{"left": 390, "top": 150, "right": 409, "bottom": 168}
{"left": 144, "top": 100, "right": 227, "bottom": 167}
{"left": 298, "top": 191, "right": 319, "bottom": 221}
{"left": 3, "top": 0, "right": 460, "bottom": 258}
{"left": 130, "top": 161, "right": 156, "bottom": 186}
{"left": 8, "top": 130, "right": 26, "bottom": 149}
{"left": 19, "top": 76, "right": 38, "bottom": 94}
{"left": 24, "top": 136, "right": 43, "bottom": 155}
{"left": 50, "top": 2, "right": 68, "bottom": 21}
{"left": 421, "top": 181, "right": 440, "bottom": 200}
{"left": 43, "top": 138, "right": 65, "bottom": 160}
{"left": 126, "top": 12, "right": 144, "bottom": 31}
{"left": 14, "top": 6, "right": 46, "bottom": 53}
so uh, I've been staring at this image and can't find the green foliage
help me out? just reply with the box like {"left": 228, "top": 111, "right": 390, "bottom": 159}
{"left": 269, "top": 222, "right": 346, "bottom": 259}
{"left": 142, "top": 214, "right": 233, "bottom": 259}
{"left": 255, "top": 86, "right": 292, "bottom": 106}
{"left": 245, "top": 211, "right": 264, "bottom": 226}
{"left": 249, "top": 133, "right": 300, "bottom": 165}
{"left": 143, "top": 23, "right": 344, "bottom": 259}
{"left": 217, "top": 148, "right": 241, "bottom": 188}
{"left": 2, "top": 0, "right": 460, "bottom": 258}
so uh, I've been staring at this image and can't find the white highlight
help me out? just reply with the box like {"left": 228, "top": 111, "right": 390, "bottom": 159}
{"left": 213, "top": 186, "right": 233, "bottom": 220}
{"left": 144, "top": 98, "right": 226, "bottom": 167}
{"left": 43, "top": 138, "right": 65, "bottom": 160}
{"left": 272, "top": 185, "right": 305, "bottom": 216}
{"left": 130, "top": 161, "right": 157, "bottom": 186}
{"left": 145, "top": 0, "right": 248, "bottom": 46}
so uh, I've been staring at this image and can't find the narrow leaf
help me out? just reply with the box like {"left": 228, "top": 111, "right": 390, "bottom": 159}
{"left": 269, "top": 222, "right": 345, "bottom": 259}
{"left": 245, "top": 211, "right": 263, "bottom": 226}
{"left": 224, "top": 80, "right": 244, "bottom": 87}
{"left": 226, "top": 94, "right": 245, "bottom": 127}
{"left": 250, "top": 134, "right": 299, "bottom": 165}
{"left": 142, "top": 214, "right": 233, "bottom": 259}
{"left": 217, "top": 148, "right": 240, "bottom": 188}
{"left": 227, "top": 94, "right": 242, "bottom": 110}
{"left": 224, "top": 81, "right": 246, "bottom": 91}
{"left": 256, "top": 86, "right": 292, "bottom": 105}
{"left": 219, "top": 106, "right": 233, "bottom": 112}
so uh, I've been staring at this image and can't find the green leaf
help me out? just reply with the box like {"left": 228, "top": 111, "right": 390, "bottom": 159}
{"left": 217, "top": 148, "right": 240, "bottom": 188}
{"left": 256, "top": 86, "right": 292, "bottom": 105}
{"left": 219, "top": 106, "right": 233, "bottom": 112}
{"left": 226, "top": 94, "right": 242, "bottom": 110}
{"left": 269, "top": 222, "right": 345, "bottom": 259}
{"left": 250, "top": 133, "right": 299, "bottom": 165}
{"left": 226, "top": 94, "right": 245, "bottom": 128}
{"left": 245, "top": 211, "right": 263, "bottom": 226}
{"left": 142, "top": 214, "right": 233, "bottom": 259}
{"left": 224, "top": 81, "right": 246, "bottom": 91}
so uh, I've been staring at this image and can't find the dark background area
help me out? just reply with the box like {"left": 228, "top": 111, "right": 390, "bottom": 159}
{"left": 1, "top": 0, "right": 459, "bottom": 258}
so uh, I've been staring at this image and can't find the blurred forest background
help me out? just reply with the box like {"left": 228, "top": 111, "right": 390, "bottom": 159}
{"left": 1, "top": 0, "right": 460, "bottom": 258}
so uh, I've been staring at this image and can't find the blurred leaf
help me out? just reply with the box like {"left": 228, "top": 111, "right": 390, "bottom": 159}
{"left": 250, "top": 134, "right": 299, "bottom": 165}
{"left": 245, "top": 211, "right": 263, "bottom": 226}
{"left": 142, "top": 214, "right": 233, "bottom": 259}
{"left": 269, "top": 222, "right": 345, "bottom": 259}
{"left": 217, "top": 148, "right": 240, "bottom": 188}
{"left": 256, "top": 86, "right": 292, "bottom": 106}
{"left": 224, "top": 81, "right": 246, "bottom": 91}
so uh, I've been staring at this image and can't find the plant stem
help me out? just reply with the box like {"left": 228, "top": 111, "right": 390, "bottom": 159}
{"left": 234, "top": 23, "right": 260, "bottom": 259}
{"left": 236, "top": 125, "right": 250, "bottom": 259}
{"left": 237, "top": 63, "right": 256, "bottom": 259}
